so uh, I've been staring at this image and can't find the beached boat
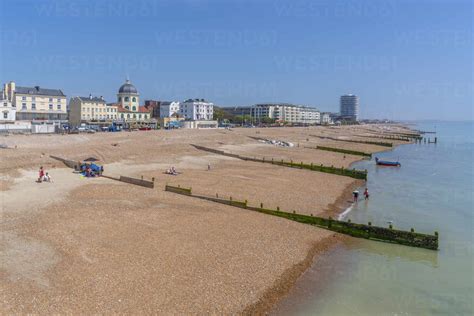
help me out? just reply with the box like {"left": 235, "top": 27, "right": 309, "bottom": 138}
{"left": 375, "top": 157, "right": 401, "bottom": 167}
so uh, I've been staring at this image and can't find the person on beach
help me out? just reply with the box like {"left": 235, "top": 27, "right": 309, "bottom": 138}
{"left": 44, "top": 172, "right": 53, "bottom": 182}
{"left": 364, "top": 188, "right": 369, "bottom": 200}
{"left": 208, "top": 163, "right": 211, "bottom": 171}
{"left": 353, "top": 190, "right": 359, "bottom": 202}
{"left": 38, "top": 166, "right": 45, "bottom": 182}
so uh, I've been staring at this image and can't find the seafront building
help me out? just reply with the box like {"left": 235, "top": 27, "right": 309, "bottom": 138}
{"left": 0, "top": 92, "right": 16, "bottom": 123}
{"left": 158, "top": 101, "right": 183, "bottom": 128}
{"left": 68, "top": 95, "right": 118, "bottom": 127}
{"left": 144, "top": 100, "right": 162, "bottom": 118}
{"left": 251, "top": 103, "right": 320, "bottom": 124}
{"left": 180, "top": 99, "right": 214, "bottom": 120}
{"left": 320, "top": 112, "right": 333, "bottom": 125}
{"left": 223, "top": 106, "right": 253, "bottom": 117}
{"left": 160, "top": 101, "right": 181, "bottom": 118}
{"left": 340, "top": 94, "right": 359, "bottom": 121}
{"left": 2, "top": 81, "right": 67, "bottom": 123}
{"left": 106, "top": 79, "right": 151, "bottom": 123}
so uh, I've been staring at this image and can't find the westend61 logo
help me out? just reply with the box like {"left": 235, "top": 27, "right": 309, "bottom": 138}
{"left": 35, "top": 0, "right": 160, "bottom": 17}
{"left": 0, "top": 30, "right": 37, "bottom": 46}
{"left": 155, "top": 30, "right": 278, "bottom": 48}
{"left": 274, "top": 0, "right": 397, "bottom": 17}
{"left": 32, "top": 54, "right": 162, "bottom": 72}
{"left": 152, "top": 81, "right": 278, "bottom": 100}
{"left": 273, "top": 54, "right": 398, "bottom": 72}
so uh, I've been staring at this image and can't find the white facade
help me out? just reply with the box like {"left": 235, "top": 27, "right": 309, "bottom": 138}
{"left": 0, "top": 98, "right": 16, "bottom": 122}
{"left": 180, "top": 99, "right": 214, "bottom": 121}
{"left": 182, "top": 120, "right": 218, "bottom": 129}
{"left": 160, "top": 101, "right": 181, "bottom": 118}
{"left": 321, "top": 112, "right": 332, "bottom": 124}
{"left": 252, "top": 103, "right": 320, "bottom": 124}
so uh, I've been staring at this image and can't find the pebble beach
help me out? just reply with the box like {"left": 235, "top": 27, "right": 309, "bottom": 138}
{"left": 1, "top": 124, "right": 414, "bottom": 314}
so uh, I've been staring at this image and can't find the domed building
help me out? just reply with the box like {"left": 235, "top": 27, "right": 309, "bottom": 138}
{"left": 114, "top": 79, "right": 151, "bottom": 123}
{"left": 117, "top": 79, "right": 139, "bottom": 111}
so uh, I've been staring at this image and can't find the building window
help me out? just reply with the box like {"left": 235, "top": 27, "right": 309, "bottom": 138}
{"left": 127, "top": 114, "right": 130, "bottom": 119}
{"left": 32, "top": 103, "right": 36, "bottom": 109}
{"left": 132, "top": 106, "right": 136, "bottom": 111}
{"left": 3, "top": 112, "right": 7, "bottom": 119}
{"left": 139, "top": 114, "right": 141, "bottom": 119}
{"left": 118, "top": 97, "right": 122, "bottom": 102}
{"left": 132, "top": 97, "right": 136, "bottom": 102}
{"left": 121, "top": 114, "right": 124, "bottom": 118}
{"left": 3, "top": 102, "right": 6, "bottom": 107}
{"left": 125, "top": 97, "right": 129, "bottom": 102}
{"left": 57, "top": 104, "right": 61, "bottom": 110}
{"left": 49, "top": 98, "right": 53, "bottom": 102}
{"left": 57, "top": 98, "right": 61, "bottom": 102}
{"left": 125, "top": 106, "right": 129, "bottom": 110}
{"left": 22, "top": 96, "right": 26, "bottom": 101}
{"left": 49, "top": 104, "right": 53, "bottom": 110}
{"left": 22, "top": 103, "right": 26, "bottom": 110}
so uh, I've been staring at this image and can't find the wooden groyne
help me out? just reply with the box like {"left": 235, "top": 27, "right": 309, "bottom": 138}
{"left": 356, "top": 134, "right": 412, "bottom": 142}
{"left": 102, "top": 175, "right": 155, "bottom": 188}
{"left": 51, "top": 155, "right": 154, "bottom": 189}
{"left": 190, "top": 144, "right": 368, "bottom": 180}
{"left": 310, "top": 135, "right": 393, "bottom": 147}
{"left": 164, "top": 185, "right": 439, "bottom": 250}
{"left": 306, "top": 145, "right": 372, "bottom": 157}
{"left": 50, "top": 155, "right": 80, "bottom": 169}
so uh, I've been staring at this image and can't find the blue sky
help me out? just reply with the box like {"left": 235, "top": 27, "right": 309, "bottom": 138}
{"left": 0, "top": 0, "right": 472, "bottom": 120}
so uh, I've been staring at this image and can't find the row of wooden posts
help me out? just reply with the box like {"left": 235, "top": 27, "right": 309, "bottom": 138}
{"left": 164, "top": 185, "right": 439, "bottom": 250}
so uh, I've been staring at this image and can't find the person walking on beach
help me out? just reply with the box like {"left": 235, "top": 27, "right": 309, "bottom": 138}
{"left": 352, "top": 190, "right": 359, "bottom": 202}
{"left": 364, "top": 188, "right": 370, "bottom": 200}
{"left": 207, "top": 163, "right": 211, "bottom": 171}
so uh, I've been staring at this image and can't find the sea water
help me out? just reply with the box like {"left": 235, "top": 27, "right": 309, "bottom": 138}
{"left": 273, "top": 121, "right": 473, "bottom": 315}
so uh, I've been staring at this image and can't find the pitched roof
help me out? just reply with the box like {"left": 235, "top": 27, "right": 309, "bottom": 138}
{"left": 77, "top": 96, "right": 106, "bottom": 103}
{"left": 115, "top": 104, "right": 151, "bottom": 114}
{"left": 137, "top": 106, "right": 151, "bottom": 113}
{"left": 15, "top": 86, "right": 65, "bottom": 97}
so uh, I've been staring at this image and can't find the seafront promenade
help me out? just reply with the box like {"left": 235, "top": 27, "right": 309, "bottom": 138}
{"left": 1, "top": 124, "right": 416, "bottom": 314}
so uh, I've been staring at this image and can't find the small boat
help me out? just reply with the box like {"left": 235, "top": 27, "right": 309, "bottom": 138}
{"left": 375, "top": 157, "right": 401, "bottom": 167}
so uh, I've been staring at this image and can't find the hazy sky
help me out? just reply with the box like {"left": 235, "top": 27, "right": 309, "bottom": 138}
{"left": 0, "top": 0, "right": 472, "bottom": 120}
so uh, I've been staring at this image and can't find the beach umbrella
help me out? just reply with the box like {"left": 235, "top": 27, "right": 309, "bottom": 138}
{"left": 83, "top": 157, "right": 99, "bottom": 162}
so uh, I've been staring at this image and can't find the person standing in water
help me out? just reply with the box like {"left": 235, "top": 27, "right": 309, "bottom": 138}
{"left": 364, "top": 188, "right": 370, "bottom": 200}
{"left": 352, "top": 190, "right": 359, "bottom": 202}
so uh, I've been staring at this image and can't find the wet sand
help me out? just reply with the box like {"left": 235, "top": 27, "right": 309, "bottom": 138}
{"left": 0, "top": 124, "right": 415, "bottom": 314}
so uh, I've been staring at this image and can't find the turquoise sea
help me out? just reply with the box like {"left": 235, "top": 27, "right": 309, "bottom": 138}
{"left": 273, "top": 121, "right": 474, "bottom": 315}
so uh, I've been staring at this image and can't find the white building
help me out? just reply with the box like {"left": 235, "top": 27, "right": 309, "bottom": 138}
{"left": 0, "top": 94, "right": 16, "bottom": 123}
{"left": 321, "top": 112, "right": 332, "bottom": 125}
{"left": 340, "top": 94, "right": 359, "bottom": 121}
{"left": 180, "top": 99, "right": 214, "bottom": 121}
{"left": 251, "top": 103, "right": 320, "bottom": 124}
{"left": 68, "top": 95, "right": 118, "bottom": 127}
{"left": 2, "top": 81, "right": 67, "bottom": 123}
{"left": 160, "top": 101, "right": 181, "bottom": 118}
